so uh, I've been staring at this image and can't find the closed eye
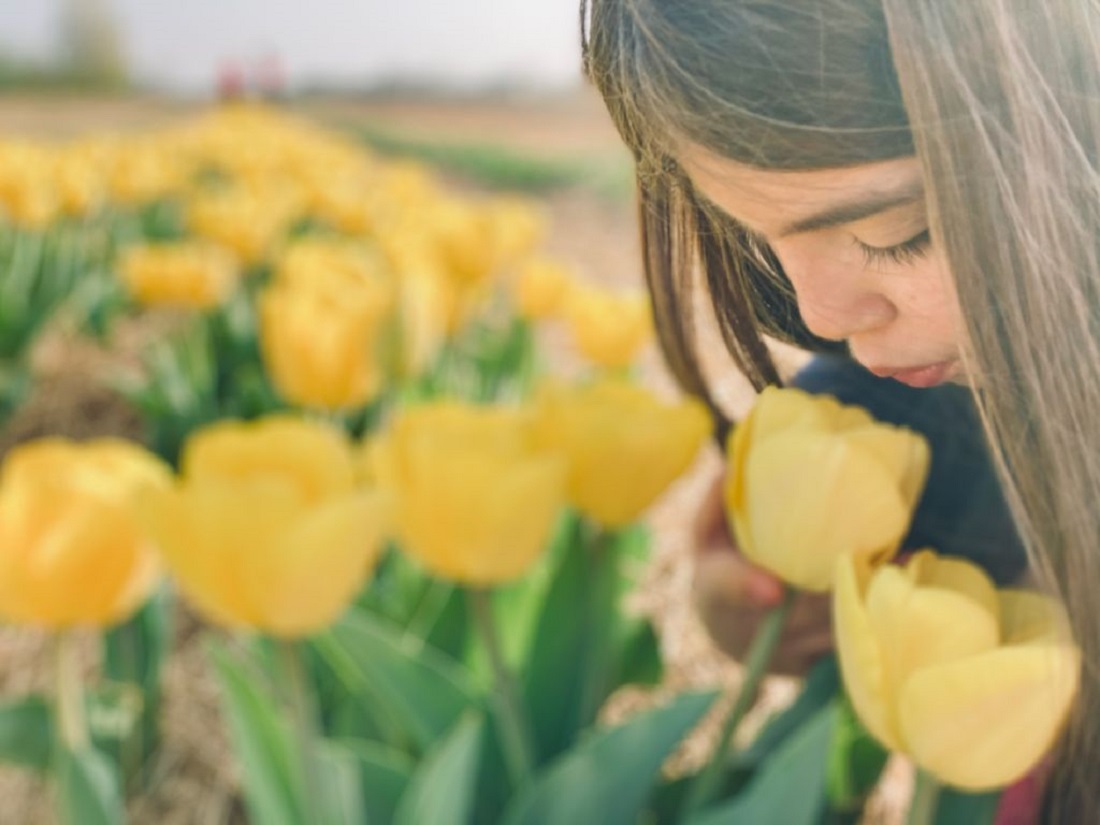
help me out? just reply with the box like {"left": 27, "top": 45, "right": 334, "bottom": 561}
{"left": 856, "top": 229, "right": 932, "bottom": 266}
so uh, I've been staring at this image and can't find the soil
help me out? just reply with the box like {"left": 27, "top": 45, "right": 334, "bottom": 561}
{"left": 0, "top": 93, "right": 907, "bottom": 824}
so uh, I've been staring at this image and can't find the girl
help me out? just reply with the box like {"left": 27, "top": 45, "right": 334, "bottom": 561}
{"left": 580, "top": 1, "right": 1100, "bottom": 820}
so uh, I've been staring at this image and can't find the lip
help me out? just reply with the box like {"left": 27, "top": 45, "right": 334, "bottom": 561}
{"left": 866, "top": 359, "right": 959, "bottom": 388}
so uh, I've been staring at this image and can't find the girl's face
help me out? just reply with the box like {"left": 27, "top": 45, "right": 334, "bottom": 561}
{"left": 679, "top": 145, "right": 967, "bottom": 388}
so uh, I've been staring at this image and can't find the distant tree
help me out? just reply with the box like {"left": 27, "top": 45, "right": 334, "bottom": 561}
{"left": 58, "top": 0, "right": 128, "bottom": 88}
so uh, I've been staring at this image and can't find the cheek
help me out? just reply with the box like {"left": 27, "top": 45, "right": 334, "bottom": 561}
{"left": 897, "top": 254, "right": 964, "bottom": 331}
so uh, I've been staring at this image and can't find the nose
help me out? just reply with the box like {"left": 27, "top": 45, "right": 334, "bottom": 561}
{"left": 775, "top": 245, "right": 896, "bottom": 342}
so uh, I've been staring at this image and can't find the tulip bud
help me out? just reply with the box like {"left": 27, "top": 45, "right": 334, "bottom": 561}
{"left": 0, "top": 143, "right": 59, "bottom": 230}
{"left": 140, "top": 416, "right": 390, "bottom": 637}
{"left": 834, "top": 551, "right": 1079, "bottom": 790}
{"left": 513, "top": 258, "right": 575, "bottom": 321}
{"left": 531, "top": 379, "right": 712, "bottom": 528}
{"left": 186, "top": 187, "right": 297, "bottom": 265}
{"left": 118, "top": 242, "right": 239, "bottom": 309}
{"left": 0, "top": 438, "right": 171, "bottom": 628}
{"left": 376, "top": 402, "right": 566, "bottom": 586}
{"left": 259, "top": 277, "right": 389, "bottom": 411}
{"left": 486, "top": 197, "right": 546, "bottom": 271}
{"left": 725, "top": 386, "right": 929, "bottom": 591}
{"left": 565, "top": 285, "right": 653, "bottom": 370}
{"left": 273, "top": 238, "right": 387, "bottom": 293}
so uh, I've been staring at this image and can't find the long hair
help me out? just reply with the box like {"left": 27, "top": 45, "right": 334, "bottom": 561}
{"left": 581, "top": 0, "right": 1100, "bottom": 818}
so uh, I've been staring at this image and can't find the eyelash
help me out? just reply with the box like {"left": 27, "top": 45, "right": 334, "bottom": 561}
{"left": 856, "top": 229, "right": 932, "bottom": 266}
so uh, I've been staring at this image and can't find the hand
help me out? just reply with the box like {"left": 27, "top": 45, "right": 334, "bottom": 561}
{"left": 691, "top": 470, "right": 834, "bottom": 677}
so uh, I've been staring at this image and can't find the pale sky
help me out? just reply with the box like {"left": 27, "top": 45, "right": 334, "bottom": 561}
{"left": 0, "top": 1, "right": 585, "bottom": 93}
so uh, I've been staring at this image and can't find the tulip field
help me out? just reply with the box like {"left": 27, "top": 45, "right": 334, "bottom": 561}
{"left": 0, "top": 100, "right": 1080, "bottom": 825}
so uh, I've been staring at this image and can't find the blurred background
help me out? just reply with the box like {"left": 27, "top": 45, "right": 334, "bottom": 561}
{"left": 0, "top": 4, "right": 727, "bottom": 823}
{"left": 0, "top": 0, "right": 582, "bottom": 95}
{"left": 0, "top": 0, "right": 641, "bottom": 304}
{"left": 0, "top": 0, "right": 626, "bottom": 160}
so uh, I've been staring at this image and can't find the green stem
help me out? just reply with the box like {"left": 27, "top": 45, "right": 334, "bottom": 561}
{"left": 468, "top": 588, "right": 534, "bottom": 789}
{"left": 578, "top": 528, "right": 617, "bottom": 727}
{"left": 277, "top": 640, "right": 324, "bottom": 824}
{"left": 906, "top": 770, "right": 942, "bottom": 825}
{"left": 55, "top": 632, "right": 88, "bottom": 751}
{"left": 682, "top": 588, "right": 797, "bottom": 818}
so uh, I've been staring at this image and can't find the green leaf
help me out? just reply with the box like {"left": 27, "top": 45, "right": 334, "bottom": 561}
{"left": 825, "top": 696, "right": 889, "bottom": 814}
{"left": 932, "top": 787, "right": 1002, "bottom": 825}
{"left": 585, "top": 525, "right": 651, "bottom": 726}
{"left": 336, "top": 739, "right": 414, "bottom": 825}
{"left": 393, "top": 713, "right": 484, "bottom": 825}
{"left": 406, "top": 581, "right": 471, "bottom": 664}
{"left": 688, "top": 702, "right": 837, "bottom": 825}
{"left": 735, "top": 656, "right": 840, "bottom": 770}
{"left": 54, "top": 745, "right": 124, "bottom": 825}
{"left": 103, "top": 588, "right": 172, "bottom": 697}
{"left": 101, "top": 588, "right": 172, "bottom": 781}
{"left": 0, "top": 695, "right": 52, "bottom": 771}
{"left": 614, "top": 617, "right": 663, "bottom": 687}
{"left": 489, "top": 520, "right": 566, "bottom": 668}
{"left": 209, "top": 643, "right": 302, "bottom": 825}
{"left": 358, "top": 547, "right": 434, "bottom": 626}
{"left": 314, "top": 607, "right": 476, "bottom": 754}
{"left": 316, "top": 741, "right": 367, "bottom": 825}
{"left": 502, "top": 690, "right": 718, "bottom": 825}
{"left": 519, "top": 516, "right": 586, "bottom": 760}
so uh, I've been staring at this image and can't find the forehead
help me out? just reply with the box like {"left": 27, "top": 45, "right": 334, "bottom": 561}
{"left": 677, "top": 143, "right": 923, "bottom": 236}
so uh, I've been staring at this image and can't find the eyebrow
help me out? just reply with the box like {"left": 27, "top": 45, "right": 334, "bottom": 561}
{"left": 776, "top": 181, "right": 925, "bottom": 238}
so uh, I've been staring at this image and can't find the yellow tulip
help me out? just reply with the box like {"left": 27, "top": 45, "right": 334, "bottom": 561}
{"left": 0, "top": 179, "right": 58, "bottom": 231}
{"left": 273, "top": 238, "right": 388, "bottom": 294}
{"left": 391, "top": 268, "right": 452, "bottom": 378}
{"left": 259, "top": 279, "right": 388, "bottom": 411}
{"left": 513, "top": 258, "right": 575, "bottom": 321}
{"left": 725, "top": 386, "right": 929, "bottom": 591}
{"left": 430, "top": 199, "right": 500, "bottom": 287}
{"left": 186, "top": 187, "right": 298, "bottom": 265}
{"left": 378, "top": 230, "right": 465, "bottom": 354}
{"left": 54, "top": 149, "right": 106, "bottom": 218}
{"left": 376, "top": 402, "right": 566, "bottom": 586}
{"left": 0, "top": 438, "right": 171, "bottom": 628}
{"left": 118, "top": 242, "right": 239, "bottom": 309}
{"left": 140, "top": 416, "right": 390, "bottom": 637}
{"left": 109, "top": 139, "right": 190, "bottom": 206}
{"left": 834, "top": 551, "right": 1079, "bottom": 790}
{"left": 531, "top": 379, "right": 712, "bottom": 528}
{"left": 0, "top": 147, "right": 59, "bottom": 230}
{"left": 486, "top": 197, "right": 546, "bottom": 270}
{"left": 565, "top": 285, "right": 653, "bottom": 370}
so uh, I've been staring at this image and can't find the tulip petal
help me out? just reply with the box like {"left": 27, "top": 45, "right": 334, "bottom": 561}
{"left": 844, "top": 427, "right": 930, "bottom": 512}
{"left": 998, "top": 590, "right": 1069, "bottom": 646}
{"left": 737, "top": 433, "right": 910, "bottom": 590}
{"left": 250, "top": 492, "right": 390, "bottom": 636}
{"left": 0, "top": 440, "right": 167, "bottom": 628}
{"left": 184, "top": 417, "right": 356, "bottom": 501}
{"left": 535, "top": 380, "right": 710, "bottom": 527}
{"left": 833, "top": 554, "right": 901, "bottom": 750}
{"left": 735, "top": 387, "right": 844, "bottom": 449}
{"left": 906, "top": 551, "right": 1001, "bottom": 627}
{"left": 397, "top": 448, "right": 564, "bottom": 586}
{"left": 828, "top": 400, "right": 877, "bottom": 432}
{"left": 899, "top": 644, "right": 1080, "bottom": 790}
{"left": 0, "top": 494, "right": 154, "bottom": 627}
{"left": 865, "top": 563, "right": 1000, "bottom": 692}
{"left": 143, "top": 482, "right": 301, "bottom": 629}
